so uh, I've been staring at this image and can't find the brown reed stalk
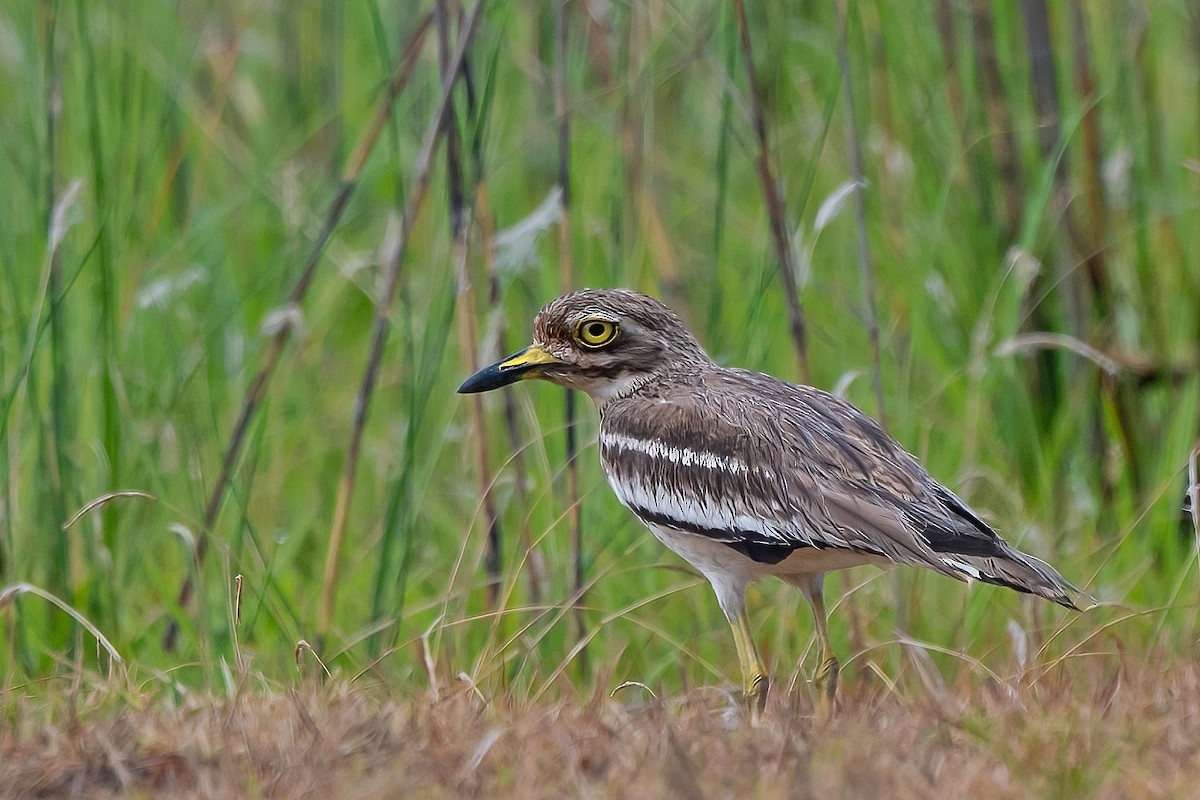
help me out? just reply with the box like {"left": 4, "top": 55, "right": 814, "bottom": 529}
{"left": 1130, "top": 13, "right": 1166, "bottom": 183}
{"left": 1066, "top": 0, "right": 1131, "bottom": 502}
{"left": 732, "top": 0, "right": 811, "bottom": 384}
{"left": 581, "top": 0, "right": 615, "bottom": 91}
{"left": 1019, "top": 0, "right": 1142, "bottom": 496}
{"left": 1068, "top": 0, "right": 1111, "bottom": 317}
{"left": 1019, "top": 0, "right": 1094, "bottom": 503}
{"left": 834, "top": 0, "right": 892, "bottom": 646}
{"left": 439, "top": 0, "right": 504, "bottom": 609}
{"left": 935, "top": 0, "right": 995, "bottom": 225}
{"left": 475, "top": 187, "right": 546, "bottom": 603}
{"left": 969, "top": 0, "right": 1024, "bottom": 241}
{"left": 834, "top": 0, "right": 886, "bottom": 431}
{"left": 316, "top": 0, "right": 486, "bottom": 644}
{"left": 620, "top": 4, "right": 645, "bottom": 238}
{"left": 164, "top": 13, "right": 433, "bottom": 651}
{"left": 555, "top": 0, "right": 588, "bottom": 677}
{"left": 614, "top": 6, "right": 684, "bottom": 318}
{"left": 1019, "top": 0, "right": 1086, "bottom": 330}
{"left": 460, "top": 30, "right": 547, "bottom": 602}
{"left": 934, "top": 0, "right": 965, "bottom": 139}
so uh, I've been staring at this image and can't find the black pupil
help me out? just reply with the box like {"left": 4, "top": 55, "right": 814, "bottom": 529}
{"left": 587, "top": 323, "right": 606, "bottom": 339}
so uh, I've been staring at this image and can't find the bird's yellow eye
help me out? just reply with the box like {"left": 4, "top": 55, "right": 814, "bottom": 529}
{"left": 574, "top": 318, "right": 619, "bottom": 349}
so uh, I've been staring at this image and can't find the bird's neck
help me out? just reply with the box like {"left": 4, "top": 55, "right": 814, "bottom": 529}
{"left": 587, "top": 372, "right": 654, "bottom": 408}
{"left": 589, "top": 362, "right": 711, "bottom": 411}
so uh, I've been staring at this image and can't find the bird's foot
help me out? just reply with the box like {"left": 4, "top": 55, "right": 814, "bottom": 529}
{"left": 814, "top": 655, "right": 840, "bottom": 721}
{"left": 743, "top": 672, "right": 769, "bottom": 723}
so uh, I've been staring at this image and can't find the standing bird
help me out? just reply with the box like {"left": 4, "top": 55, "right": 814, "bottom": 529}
{"left": 458, "top": 289, "right": 1086, "bottom": 715}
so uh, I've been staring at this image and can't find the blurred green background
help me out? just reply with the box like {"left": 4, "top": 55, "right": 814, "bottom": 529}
{"left": 1, "top": 0, "right": 1197, "bottom": 702}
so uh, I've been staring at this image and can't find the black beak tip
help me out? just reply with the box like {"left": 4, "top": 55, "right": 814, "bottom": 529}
{"left": 457, "top": 363, "right": 509, "bottom": 394}
{"left": 456, "top": 372, "right": 489, "bottom": 394}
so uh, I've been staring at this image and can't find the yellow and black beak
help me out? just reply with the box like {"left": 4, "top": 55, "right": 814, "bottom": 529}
{"left": 457, "top": 345, "right": 563, "bottom": 394}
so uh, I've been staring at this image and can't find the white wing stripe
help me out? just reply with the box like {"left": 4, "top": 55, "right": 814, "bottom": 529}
{"left": 600, "top": 431, "right": 750, "bottom": 476}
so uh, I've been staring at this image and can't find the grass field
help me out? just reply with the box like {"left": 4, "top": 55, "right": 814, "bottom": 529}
{"left": 1, "top": 0, "right": 1199, "bottom": 796}
{"left": 6, "top": 657, "right": 1200, "bottom": 797}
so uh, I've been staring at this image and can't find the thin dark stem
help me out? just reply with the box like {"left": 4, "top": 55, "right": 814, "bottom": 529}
{"left": 1067, "top": 0, "right": 1127, "bottom": 504}
{"left": 317, "top": 0, "right": 486, "bottom": 643}
{"left": 1068, "top": 0, "right": 1111, "bottom": 317}
{"left": 935, "top": 0, "right": 994, "bottom": 225}
{"left": 555, "top": 0, "right": 571, "bottom": 211}
{"left": 934, "top": 0, "right": 964, "bottom": 137}
{"left": 731, "top": 0, "right": 810, "bottom": 384}
{"left": 439, "top": 0, "right": 503, "bottom": 609}
{"left": 165, "top": 13, "right": 434, "bottom": 651}
{"left": 1019, "top": 0, "right": 1141, "bottom": 499}
{"left": 478, "top": 186, "right": 545, "bottom": 603}
{"left": 969, "top": 0, "right": 1023, "bottom": 240}
{"left": 555, "top": 0, "right": 587, "bottom": 677}
{"left": 834, "top": 0, "right": 886, "bottom": 431}
{"left": 462, "top": 8, "right": 545, "bottom": 602}
{"left": 834, "top": 0, "right": 892, "bottom": 643}
{"left": 438, "top": 0, "right": 465, "bottom": 238}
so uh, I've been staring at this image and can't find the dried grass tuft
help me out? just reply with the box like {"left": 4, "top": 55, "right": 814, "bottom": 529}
{"left": 4, "top": 655, "right": 1200, "bottom": 798}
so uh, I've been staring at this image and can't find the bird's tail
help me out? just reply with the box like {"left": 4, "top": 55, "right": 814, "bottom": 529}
{"left": 938, "top": 545, "right": 1094, "bottom": 611}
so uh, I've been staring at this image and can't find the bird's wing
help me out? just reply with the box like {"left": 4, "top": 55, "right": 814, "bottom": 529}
{"left": 724, "top": 371, "right": 1032, "bottom": 565}
{"left": 599, "top": 369, "right": 1081, "bottom": 607}
{"left": 601, "top": 370, "right": 962, "bottom": 556}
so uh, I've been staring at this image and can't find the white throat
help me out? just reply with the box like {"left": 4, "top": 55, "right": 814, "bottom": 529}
{"left": 588, "top": 373, "right": 651, "bottom": 405}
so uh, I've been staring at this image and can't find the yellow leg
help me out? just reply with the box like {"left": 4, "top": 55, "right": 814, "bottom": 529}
{"left": 729, "top": 610, "right": 769, "bottom": 718}
{"left": 787, "top": 573, "right": 839, "bottom": 719}
{"left": 806, "top": 583, "right": 840, "bottom": 720}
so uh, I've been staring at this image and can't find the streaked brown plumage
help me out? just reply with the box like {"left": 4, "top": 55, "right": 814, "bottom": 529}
{"left": 459, "top": 288, "right": 1087, "bottom": 715}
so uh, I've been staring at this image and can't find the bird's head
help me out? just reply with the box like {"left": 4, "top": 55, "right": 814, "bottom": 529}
{"left": 457, "top": 289, "right": 710, "bottom": 402}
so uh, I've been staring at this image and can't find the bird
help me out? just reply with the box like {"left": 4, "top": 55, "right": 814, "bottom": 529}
{"left": 457, "top": 288, "right": 1087, "bottom": 716}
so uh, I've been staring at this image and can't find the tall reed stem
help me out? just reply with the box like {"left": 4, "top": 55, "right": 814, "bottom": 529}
{"left": 732, "top": 0, "right": 811, "bottom": 384}
{"left": 166, "top": 14, "right": 434, "bottom": 650}
{"left": 317, "top": 1, "right": 486, "bottom": 645}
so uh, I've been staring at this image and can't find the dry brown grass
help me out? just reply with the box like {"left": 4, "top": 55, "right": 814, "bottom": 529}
{"left": 3, "top": 653, "right": 1200, "bottom": 799}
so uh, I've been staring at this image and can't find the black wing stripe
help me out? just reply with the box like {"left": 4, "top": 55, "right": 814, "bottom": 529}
{"left": 627, "top": 503, "right": 813, "bottom": 565}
